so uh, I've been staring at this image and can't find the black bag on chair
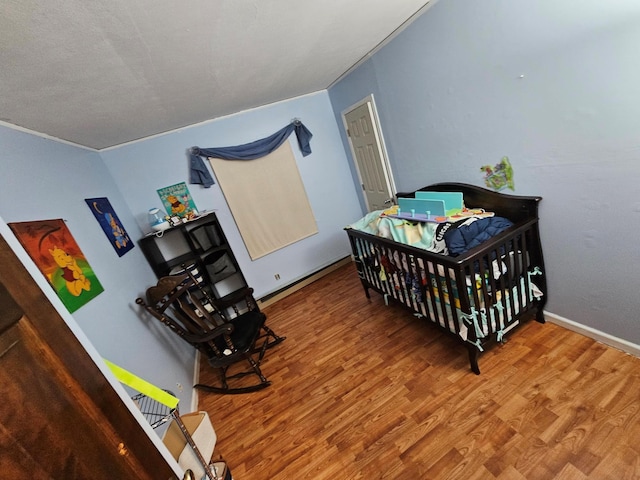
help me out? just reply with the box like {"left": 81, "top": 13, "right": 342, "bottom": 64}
{"left": 137, "top": 272, "right": 284, "bottom": 395}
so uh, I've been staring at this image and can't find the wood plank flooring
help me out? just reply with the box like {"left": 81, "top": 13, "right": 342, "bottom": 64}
{"left": 197, "top": 263, "right": 640, "bottom": 479}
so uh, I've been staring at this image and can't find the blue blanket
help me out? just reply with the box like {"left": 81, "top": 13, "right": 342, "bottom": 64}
{"left": 444, "top": 217, "right": 513, "bottom": 256}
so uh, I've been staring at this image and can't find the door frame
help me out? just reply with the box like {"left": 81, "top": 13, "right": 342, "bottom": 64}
{"left": 341, "top": 94, "right": 397, "bottom": 210}
{"left": 0, "top": 220, "right": 182, "bottom": 478}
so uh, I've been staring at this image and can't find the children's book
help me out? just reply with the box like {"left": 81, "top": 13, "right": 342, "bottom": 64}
{"left": 157, "top": 182, "right": 198, "bottom": 218}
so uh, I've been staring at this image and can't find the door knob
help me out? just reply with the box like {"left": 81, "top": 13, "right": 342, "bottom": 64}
{"left": 183, "top": 469, "right": 195, "bottom": 480}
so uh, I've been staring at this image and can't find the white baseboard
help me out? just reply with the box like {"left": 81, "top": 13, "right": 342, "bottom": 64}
{"left": 258, "top": 256, "right": 352, "bottom": 308}
{"left": 545, "top": 311, "right": 640, "bottom": 358}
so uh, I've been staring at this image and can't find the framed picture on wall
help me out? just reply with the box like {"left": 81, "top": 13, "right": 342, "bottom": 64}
{"left": 157, "top": 182, "right": 198, "bottom": 218}
{"left": 85, "top": 197, "right": 134, "bottom": 257}
{"left": 8, "top": 219, "right": 105, "bottom": 313}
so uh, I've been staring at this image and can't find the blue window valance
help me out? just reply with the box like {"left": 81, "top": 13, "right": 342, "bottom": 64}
{"left": 189, "top": 120, "right": 313, "bottom": 188}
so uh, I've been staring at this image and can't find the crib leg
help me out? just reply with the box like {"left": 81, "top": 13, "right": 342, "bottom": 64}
{"left": 467, "top": 345, "right": 481, "bottom": 375}
{"left": 353, "top": 258, "right": 371, "bottom": 299}
{"left": 535, "top": 308, "right": 546, "bottom": 323}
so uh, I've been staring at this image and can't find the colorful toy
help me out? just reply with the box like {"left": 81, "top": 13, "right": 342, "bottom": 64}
{"left": 482, "top": 156, "right": 514, "bottom": 191}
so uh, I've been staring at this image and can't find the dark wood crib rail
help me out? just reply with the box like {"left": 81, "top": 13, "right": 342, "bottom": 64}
{"left": 398, "top": 182, "right": 542, "bottom": 224}
{"left": 346, "top": 183, "right": 547, "bottom": 374}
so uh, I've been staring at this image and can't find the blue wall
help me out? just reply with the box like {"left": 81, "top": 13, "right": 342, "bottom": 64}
{"left": 0, "top": 124, "right": 196, "bottom": 406}
{"left": 0, "top": 91, "right": 362, "bottom": 409}
{"left": 101, "top": 91, "right": 362, "bottom": 299}
{"left": 329, "top": 0, "right": 640, "bottom": 345}
{"left": 5, "top": 0, "right": 638, "bottom": 410}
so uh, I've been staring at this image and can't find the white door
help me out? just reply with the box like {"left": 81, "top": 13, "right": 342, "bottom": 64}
{"left": 343, "top": 96, "right": 395, "bottom": 212}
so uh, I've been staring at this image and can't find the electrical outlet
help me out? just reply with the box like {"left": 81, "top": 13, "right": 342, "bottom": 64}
{"left": 176, "top": 383, "right": 184, "bottom": 392}
{"left": 274, "top": 273, "right": 280, "bottom": 280}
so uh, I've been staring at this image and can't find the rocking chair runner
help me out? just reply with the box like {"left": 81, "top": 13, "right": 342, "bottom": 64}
{"left": 136, "top": 272, "right": 285, "bottom": 394}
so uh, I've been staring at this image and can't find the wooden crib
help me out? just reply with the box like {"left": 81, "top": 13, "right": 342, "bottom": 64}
{"left": 345, "top": 183, "right": 547, "bottom": 374}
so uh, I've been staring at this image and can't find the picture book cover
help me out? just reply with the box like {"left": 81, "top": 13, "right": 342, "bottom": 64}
{"left": 85, "top": 197, "right": 134, "bottom": 257}
{"left": 8, "top": 219, "right": 105, "bottom": 313}
{"left": 157, "top": 182, "right": 198, "bottom": 218}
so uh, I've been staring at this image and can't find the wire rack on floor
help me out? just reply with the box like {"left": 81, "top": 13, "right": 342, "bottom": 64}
{"left": 131, "top": 391, "right": 226, "bottom": 480}
{"left": 131, "top": 390, "right": 178, "bottom": 429}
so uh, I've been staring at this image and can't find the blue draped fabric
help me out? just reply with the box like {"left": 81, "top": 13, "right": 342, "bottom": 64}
{"left": 189, "top": 120, "right": 313, "bottom": 188}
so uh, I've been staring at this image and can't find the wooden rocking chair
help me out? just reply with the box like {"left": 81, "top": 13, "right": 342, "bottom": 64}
{"left": 136, "top": 272, "right": 284, "bottom": 394}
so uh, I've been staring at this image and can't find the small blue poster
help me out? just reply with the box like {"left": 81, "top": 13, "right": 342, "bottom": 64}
{"left": 85, "top": 197, "right": 134, "bottom": 257}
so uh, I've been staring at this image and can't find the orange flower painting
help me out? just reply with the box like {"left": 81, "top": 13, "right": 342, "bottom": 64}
{"left": 9, "top": 219, "right": 104, "bottom": 313}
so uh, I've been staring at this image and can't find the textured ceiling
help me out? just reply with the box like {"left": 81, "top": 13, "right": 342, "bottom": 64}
{"left": 0, "top": 1, "right": 432, "bottom": 150}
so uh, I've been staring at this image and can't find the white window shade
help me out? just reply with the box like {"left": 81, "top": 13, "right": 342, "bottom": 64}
{"left": 209, "top": 141, "right": 318, "bottom": 260}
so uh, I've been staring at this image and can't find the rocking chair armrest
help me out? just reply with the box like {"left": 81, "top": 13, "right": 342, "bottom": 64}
{"left": 181, "top": 323, "right": 234, "bottom": 344}
{"left": 212, "top": 287, "right": 256, "bottom": 309}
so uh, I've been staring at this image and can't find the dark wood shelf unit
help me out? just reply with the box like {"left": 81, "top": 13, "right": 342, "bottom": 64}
{"left": 138, "top": 211, "right": 248, "bottom": 300}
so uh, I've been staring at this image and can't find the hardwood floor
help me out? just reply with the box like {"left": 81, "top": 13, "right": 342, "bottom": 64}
{"left": 198, "top": 263, "right": 640, "bottom": 479}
